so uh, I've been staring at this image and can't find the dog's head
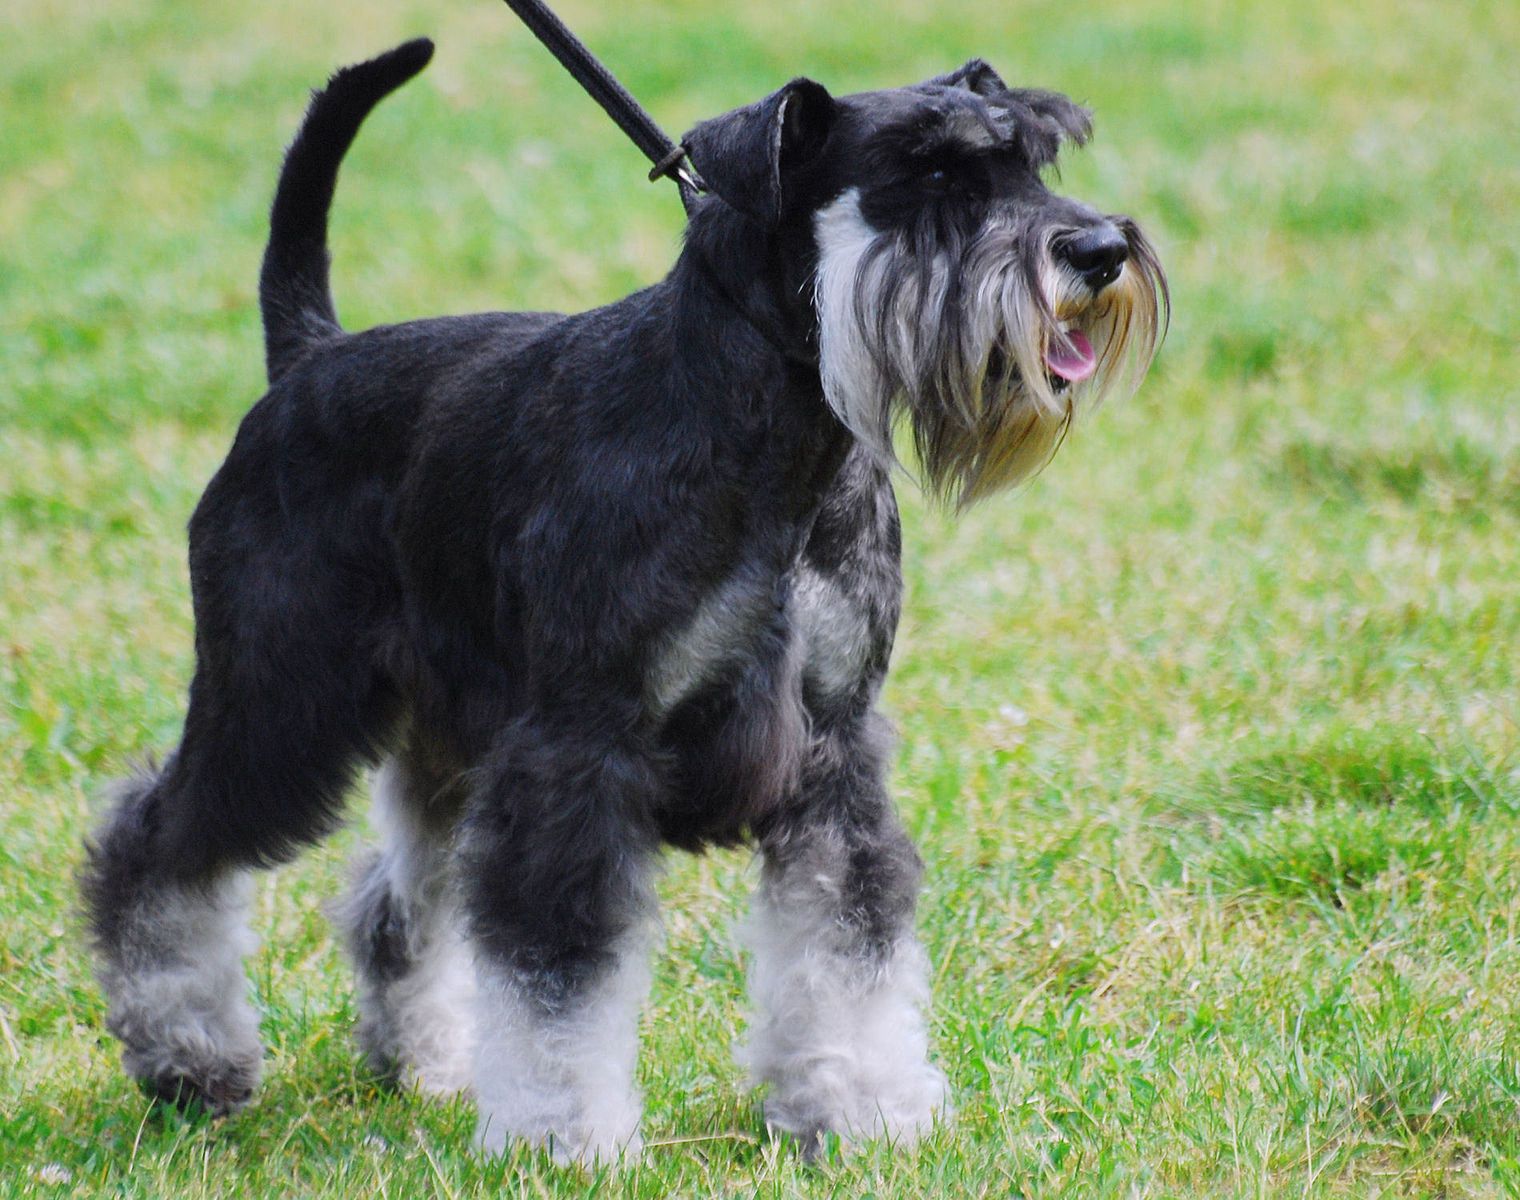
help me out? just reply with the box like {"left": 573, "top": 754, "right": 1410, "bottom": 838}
{"left": 684, "top": 61, "right": 1169, "bottom": 506}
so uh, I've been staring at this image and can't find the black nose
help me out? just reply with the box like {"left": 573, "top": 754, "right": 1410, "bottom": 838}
{"left": 1057, "top": 223, "right": 1130, "bottom": 290}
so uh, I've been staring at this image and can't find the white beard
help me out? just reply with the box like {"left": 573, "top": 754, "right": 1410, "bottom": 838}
{"left": 813, "top": 188, "right": 1164, "bottom": 506}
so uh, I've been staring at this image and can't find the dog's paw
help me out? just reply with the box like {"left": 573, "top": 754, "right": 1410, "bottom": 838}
{"left": 474, "top": 1113, "right": 644, "bottom": 1167}
{"left": 111, "top": 982, "right": 265, "bottom": 1120}
{"left": 760, "top": 1059, "right": 951, "bottom": 1153}
{"left": 133, "top": 1056, "right": 261, "bottom": 1119}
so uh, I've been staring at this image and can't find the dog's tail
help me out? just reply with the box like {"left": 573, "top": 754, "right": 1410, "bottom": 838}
{"left": 259, "top": 38, "right": 435, "bottom": 384}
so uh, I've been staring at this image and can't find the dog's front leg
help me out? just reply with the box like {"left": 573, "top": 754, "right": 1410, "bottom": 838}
{"left": 739, "top": 713, "right": 950, "bottom": 1152}
{"left": 457, "top": 720, "right": 658, "bottom": 1163}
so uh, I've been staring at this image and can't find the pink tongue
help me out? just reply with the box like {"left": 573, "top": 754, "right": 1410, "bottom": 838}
{"left": 1045, "top": 330, "right": 1097, "bottom": 382}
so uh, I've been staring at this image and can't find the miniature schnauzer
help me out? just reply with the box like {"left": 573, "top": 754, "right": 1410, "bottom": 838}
{"left": 83, "top": 37, "right": 1166, "bottom": 1160}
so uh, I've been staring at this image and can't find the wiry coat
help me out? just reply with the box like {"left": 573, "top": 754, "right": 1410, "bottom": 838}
{"left": 82, "top": 37, "right": 1165, "bottom": 1158}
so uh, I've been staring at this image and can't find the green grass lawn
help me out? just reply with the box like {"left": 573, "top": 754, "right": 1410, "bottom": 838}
{"left": 3, "top": 0, "right": 1519, "bottom": 1194}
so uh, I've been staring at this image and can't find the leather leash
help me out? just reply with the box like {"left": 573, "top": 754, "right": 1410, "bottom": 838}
{"left": 499, "top": 0, "right": 707, "bottom": 214}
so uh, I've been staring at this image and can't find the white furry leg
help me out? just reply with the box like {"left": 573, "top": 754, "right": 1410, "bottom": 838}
{"left": 359, "top": 925, "right": 476, "bottom": 1096}
{"left": 93, "top": 870, "right": 263, "bottom": 1114}
{"left": 472, "top": 928, "right": 652, "bottom": 1164}
{"left": 738, "top": 838, "right": 949, "bottom": 1147}
{"left": 339, "top": 756, "right": 475, "bottom": 1094}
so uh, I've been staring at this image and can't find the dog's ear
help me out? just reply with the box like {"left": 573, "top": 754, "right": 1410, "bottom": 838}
{"left": 931, "top": 58, "right": 1010, "bottom": 98}
{"left": 683, "top": 79, "right": 836, "bottom": 226}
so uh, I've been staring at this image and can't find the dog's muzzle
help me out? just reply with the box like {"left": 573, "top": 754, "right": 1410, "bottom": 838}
{"left": 814, "top": 189, "right": 1166, "bottom": 507}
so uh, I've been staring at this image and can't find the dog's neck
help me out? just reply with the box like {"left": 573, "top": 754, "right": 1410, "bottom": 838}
{"left": 650, "top": 206, "right": 854, "bottom": 537}
{"left": 677, "top": 200, "right": 822, "bottom": 367}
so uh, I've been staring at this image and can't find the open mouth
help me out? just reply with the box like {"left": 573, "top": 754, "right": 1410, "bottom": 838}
{"left": 986, "top": 326, "right": 1097, "bottom": 397}
{"left": 1044, "top": 326, "right": 1096, "bottom": 386}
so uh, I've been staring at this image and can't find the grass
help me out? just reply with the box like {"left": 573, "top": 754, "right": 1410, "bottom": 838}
{"left": 3, "top": 0, "right": 1519, "bottom": 1194}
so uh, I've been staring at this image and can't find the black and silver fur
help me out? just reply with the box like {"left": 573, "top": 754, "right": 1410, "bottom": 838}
{"left": 82, "top": 39, "right": 1167, "bottom": 1159}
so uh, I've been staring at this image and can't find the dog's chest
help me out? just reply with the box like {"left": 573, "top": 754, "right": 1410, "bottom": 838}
{"left": 642, "top": 551, "right": 884, "bottom": 849}
{"left": 644, "top": 565, "right": 783, "bottom": 717}
{"left": 644, "top": 561, "right": 878, "bottom": 725}
{"left": 788, "top": 566, "right": 877, "bottom": 703}
{"left": 645, "top": 449, "right": 900, "bottom": 728}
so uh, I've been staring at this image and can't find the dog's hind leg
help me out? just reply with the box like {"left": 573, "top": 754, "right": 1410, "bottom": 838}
{"left": 338, "top": 747, "right": 475, "bottom": 1094}
{"left": 457, "top": 720, "right": 660, "bottom": 1163}
{"left": 82, "top": 601, "right": 400, "bottom": 1113}
{"left": 80, "top": 765, "right": 266, "bottom": 1115}
{"left": 739, "top": 710, "right": 950, "bottom": 1152}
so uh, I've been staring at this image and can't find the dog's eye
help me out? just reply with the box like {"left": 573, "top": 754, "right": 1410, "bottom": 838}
{"left": 918, "top": 168, "right": 954, "bottom": 195}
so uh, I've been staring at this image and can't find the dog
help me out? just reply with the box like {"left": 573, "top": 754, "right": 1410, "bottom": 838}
{"left": 82, "top": 37, "right": 1166, "bottom": 1161}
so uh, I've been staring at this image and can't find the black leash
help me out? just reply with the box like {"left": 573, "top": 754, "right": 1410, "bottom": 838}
{"left": 499, "top": 0, "right": 706, "bottom": 214}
